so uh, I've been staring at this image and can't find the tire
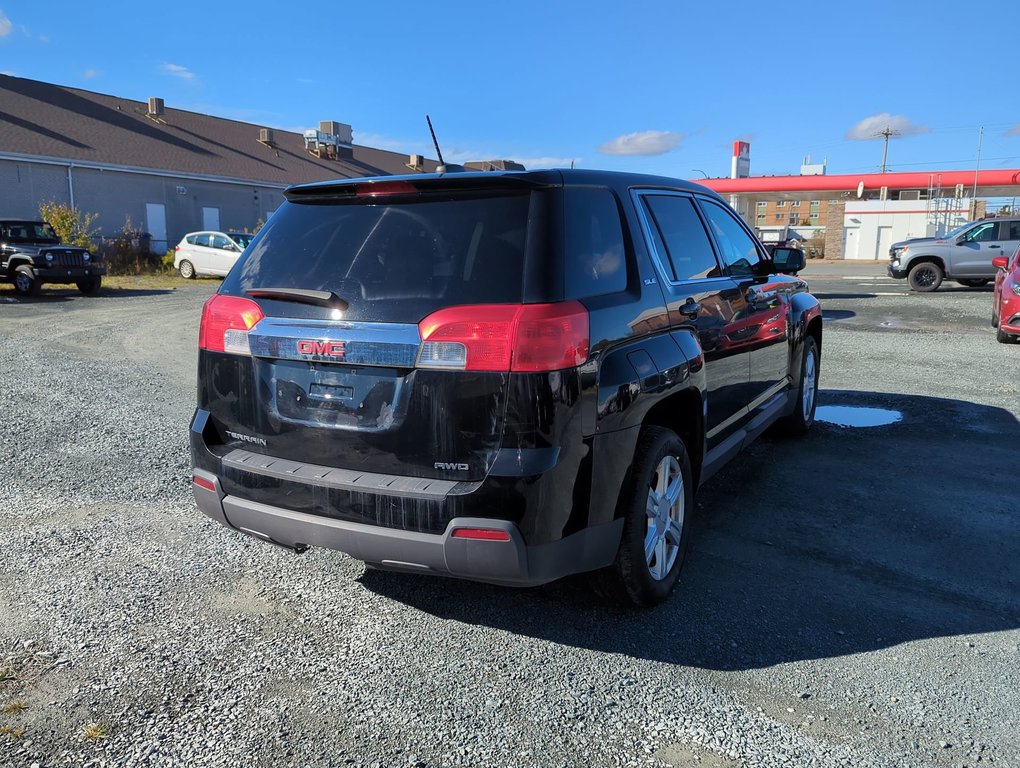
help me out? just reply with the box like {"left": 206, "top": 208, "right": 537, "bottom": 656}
{"left": 997, "top": 326, "right": 1017, "bottom": 344}
{"left": 958, "top": 278, "right": 990, "bottom": 288}
{"left": 597, "top": 426, "right": 694, "bottom": 607}
{"left": 179, "top": 259, "right": 196, "bottom": 279}
{"left": 907, "top": 261, "right": 943, "bottom": 292}
{"left": 992, "top": 307, "right": 999, "bottom": 328}
{"left": 772, "top": 335, "right": 819, "bottom": 437}
{"left": 12, "top": 264, "right": 39, "bottom": 297}
{"left": 76, "top": 276, "right": 101, "bottom": 295}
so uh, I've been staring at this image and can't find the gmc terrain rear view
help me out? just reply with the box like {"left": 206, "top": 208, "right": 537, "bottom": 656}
{"left": 191, "top": 169, "right": 821, "bottom": 606}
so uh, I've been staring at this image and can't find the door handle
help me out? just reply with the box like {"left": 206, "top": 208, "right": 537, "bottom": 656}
{"left": 678, "top": 298, "right": 701, "bottom": 319}
{"left": 989, "top": 245, "right": 1001, "bottom": 249}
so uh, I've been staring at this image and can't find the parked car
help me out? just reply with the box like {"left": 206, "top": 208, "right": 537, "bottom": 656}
{"left": 0, "top": 218, "right": 105, "bottom": 296}
{"left": 992, "top": 244, "right": 1020, "bottom": 343}
{"left": 174, "top": 231, "right": 252, "bottom": 279}
{"left": 189, "top": 170, "right": 821, "bottom": 607}
{"left": 888, "top": 218, "right": 1020, "bottom": 292}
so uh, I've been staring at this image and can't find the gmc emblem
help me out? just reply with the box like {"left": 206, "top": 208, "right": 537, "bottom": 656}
{"left": 297, "top": 339, "right": 346, "bottom": 358}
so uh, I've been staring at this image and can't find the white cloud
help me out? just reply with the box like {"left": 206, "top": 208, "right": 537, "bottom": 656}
{"left": 599, "top": 130, "right": 683, "bottom": 156}
{"left": 82, "top": 68, "right": 99, "bottom": 79}
{"left": 162, "top": 62, "right": 197, "bottom": 81}
{"left": 0, "top": 11, "right": 12, "bottom": 37}
{"left": 846, "top": 113, "right": 929, "bottom": 140}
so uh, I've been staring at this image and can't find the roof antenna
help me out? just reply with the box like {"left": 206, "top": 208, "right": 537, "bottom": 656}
{"left": 426, "top": 114, "right": 447, "bottom": 174}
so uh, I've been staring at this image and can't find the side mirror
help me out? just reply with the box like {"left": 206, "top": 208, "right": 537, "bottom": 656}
{"left": 772, "top": 247, "right": 806, "bottom": 275}
{"left": 992, "top": 256, "right": 1008, "bottom": 269}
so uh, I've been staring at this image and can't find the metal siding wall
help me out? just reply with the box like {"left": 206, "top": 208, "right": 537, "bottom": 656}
{"left": 0, "top": 161, "right": 70, "bottom": 217}
{"left": 2, "top": 160, "right": 279, "bottom": 250}
{"left": 64, "top": 169, "right": 275, "bottom": 251}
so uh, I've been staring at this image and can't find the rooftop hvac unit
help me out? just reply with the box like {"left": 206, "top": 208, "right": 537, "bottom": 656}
{"left": 147, "top": 97, "right": 165, "bottom": 117}
{"left": 258, "top": 128, "right": 275, "bottom": 146}
{"left": 407, "top": 154, "right": 424, "bottom": 170}
{"left": 899, "top": 190, "right": 920, "bottom": 201}
{"left": 319, "top": 121, "right": 353, "bottom": 146}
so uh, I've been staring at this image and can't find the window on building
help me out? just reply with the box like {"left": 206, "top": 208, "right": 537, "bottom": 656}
{"left": 757, "top": 201, "right": 767, "bottom": 208}
{"left": 791, "top": 200, "right": 801, "bottom": 207}
{"left": 810, "top": 200, "right": 821, "bottom": 207}
{"left": 809, "top": 212, "right": 820, "bottom": 220}
{"left": 775, "top": 214, "right": 782, "bottom": 221}
{"left": 788, "top": 213, "right": 799, "bottom": 222}
{"left": 756, "top": 215, "right": 766, "bottom": 224}
{"left": 777, "top": 201, "right": 787, "bottom": 207}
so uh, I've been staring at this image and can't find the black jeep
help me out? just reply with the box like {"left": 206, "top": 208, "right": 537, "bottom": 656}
{"left": 190, "top": 169, "right": 821, "bottom": 606}
{"left": 0, "top": 219, "right": 105, "bottom": 296}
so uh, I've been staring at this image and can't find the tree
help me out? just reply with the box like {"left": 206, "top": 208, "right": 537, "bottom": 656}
{"left": 38, "top": 201, "right": 100, "bottom": 252}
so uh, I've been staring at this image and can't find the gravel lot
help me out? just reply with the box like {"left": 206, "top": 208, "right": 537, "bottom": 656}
{"left": 0, "top": 264, "right": 1017, "bottom": 768}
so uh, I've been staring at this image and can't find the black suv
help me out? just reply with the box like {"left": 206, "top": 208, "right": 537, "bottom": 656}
{"left": 0, "top": 219, "right": 105, "bottom": 296}
{"left": 190, "top": 170, "right": 821, "bottom": 606}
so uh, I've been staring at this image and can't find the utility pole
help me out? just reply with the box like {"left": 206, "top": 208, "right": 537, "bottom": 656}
{"left": 972, "top": 126, "right": 983, "bottom": 200}
{"left": 875, "top": 125, "right": 900, "bottom": 173}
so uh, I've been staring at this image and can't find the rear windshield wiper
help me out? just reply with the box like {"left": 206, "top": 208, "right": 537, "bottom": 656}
{"left": 246, "top": 288, "right": 349, "bottom": 310}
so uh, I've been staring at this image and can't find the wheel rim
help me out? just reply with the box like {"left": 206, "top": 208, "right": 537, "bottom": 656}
{"left": 644, "top": 456, "right": 684, "bottom": 581}
{"left": 802, "top": 347, "right": 817, "bottom": 421}
{"left": 916, "top": 268, "right": 935, "bottom": 287}
{"left": 181, "top": 261, "right": 193, "bottom": 278}
{"left": 14, "top": 273, "right": 30, "bottom": 293}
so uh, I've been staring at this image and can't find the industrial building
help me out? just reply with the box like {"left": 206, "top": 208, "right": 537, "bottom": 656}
{"left": 0, "top": 75, "right": 444, "bottom": 252}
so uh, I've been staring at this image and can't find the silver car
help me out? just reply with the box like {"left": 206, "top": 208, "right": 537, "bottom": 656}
{"left": 888, "top": 218, "right": 1020, "bottom": 292}
{"left": 173, "top": 231, "right": 253, "bottom": 279}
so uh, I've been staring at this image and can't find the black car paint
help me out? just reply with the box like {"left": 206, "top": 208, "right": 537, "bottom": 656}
{"left": 191, "top": 169, "right": 821, "bottom": 583}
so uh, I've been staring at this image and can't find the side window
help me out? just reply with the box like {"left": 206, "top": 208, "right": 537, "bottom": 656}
{"left": 1005, "top": 222, "right": 1020, "bottom": 241}
{"left": 563, "top": 187, "right": 627, "bottom": 297}
{"left": 699, "top": 199, "right": 764, "bottom": 278}
{"left": 194, "top": 233, "right": 211, "bottom": 247}
{"left": 186, "top": 235, "right": 197, "bottom": 245}
{"left": 211, "top": 235, "right": 230, "bottom": 250}
{"left": 642, "top": 195, "right": 720, "bottom": 281}
{"left": 964, "top": 222, "right": 999, "bottom": 243}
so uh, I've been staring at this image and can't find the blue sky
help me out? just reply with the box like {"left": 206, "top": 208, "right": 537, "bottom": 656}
{"left": 3, "top": 0, "right": 1020, "bottom": 179}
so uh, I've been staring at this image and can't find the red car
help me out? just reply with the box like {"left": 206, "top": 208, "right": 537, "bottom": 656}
{"left": 992, "top": 245, "right": 1020, "bottom": 344}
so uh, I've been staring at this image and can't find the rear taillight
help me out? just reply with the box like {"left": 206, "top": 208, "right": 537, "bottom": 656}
{"left": 175, "top": 245, "right": 180, "bottom": 251}
{"left": 198, "top": 294, "right": 264, "bottom": 355}
{"left": 417, "top": 302, "right": 588, "bottom": 373}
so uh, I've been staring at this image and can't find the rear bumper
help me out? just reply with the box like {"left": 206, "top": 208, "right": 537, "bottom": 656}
{"left": 192, "top": 469, "right": 622, "bottom": 587}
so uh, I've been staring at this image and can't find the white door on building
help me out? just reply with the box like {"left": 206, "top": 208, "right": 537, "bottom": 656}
{"left": 202, "top": 207, "right": 220, "bottom": 232}
{"left": 876, "top": 226, "right": 893, "bottom": 261}
{"left": 145, "top": 203, "right": 167, "bottom": 253}
{"left": 843, "top": 227, "right": 861, "bottom": 260}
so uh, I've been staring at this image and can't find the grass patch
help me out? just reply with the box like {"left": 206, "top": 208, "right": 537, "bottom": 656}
{"left": 0, "top": 725, "right": 26, "bottom": 739}
{"left": 0, "top": 668, "right": 14, "bottom": 684}
{"left": 83, "top": 722, "right": 110, "bottom": 740}
{"left": 1, "top": 700, "right": 27, "bottom": 715}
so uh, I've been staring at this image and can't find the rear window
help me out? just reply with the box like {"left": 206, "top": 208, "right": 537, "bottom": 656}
{"left": 223, "top": 192, "right": 531, "bottom": 322}
{"left": 563, "top": 187, "right": 627, "bottom": 298}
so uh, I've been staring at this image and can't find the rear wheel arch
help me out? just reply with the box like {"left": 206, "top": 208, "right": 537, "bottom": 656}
{"left": 641, "top": 387, "right": 704, "bottom": 488}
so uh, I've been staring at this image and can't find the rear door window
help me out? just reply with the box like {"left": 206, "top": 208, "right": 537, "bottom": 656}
{"left": 563, "top": 187, "right": 627, "bottom": 297}
{"left": 222, "top": 191, "right": 532, "bottom": 322}
{"left": 1004, "top": 221, "right": 1020, "bottom": 241}
{"left": 641, "top": 194, "right": 720, "bottom": 281}
{"left": 194, "top": 233, "right": 211, "bottom": 247}
{"left": 211, "top": 234, "right": 231, "bottom": 249}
